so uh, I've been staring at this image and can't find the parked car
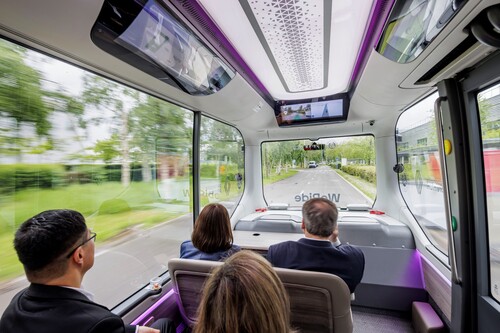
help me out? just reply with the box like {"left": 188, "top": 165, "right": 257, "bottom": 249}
{"left": 308, "top": 161, "right": 318, "bottom": 168}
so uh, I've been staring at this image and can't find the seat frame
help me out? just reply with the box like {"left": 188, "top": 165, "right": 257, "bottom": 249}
{"left": 168, "top": 258, "right": 353, "bottom": 333}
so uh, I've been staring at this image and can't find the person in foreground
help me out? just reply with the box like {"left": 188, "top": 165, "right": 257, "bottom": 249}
{"left": 180, "top": 203, "right": 240, "bottom": 261}
{"left": 194, "top": 250, "right": 297, "bottom": 333}
{"left": 267, "top": 198, "right": 365, "bottom": 293}
{"left": 0, "top": 209, "right": 174, "bottom": 333}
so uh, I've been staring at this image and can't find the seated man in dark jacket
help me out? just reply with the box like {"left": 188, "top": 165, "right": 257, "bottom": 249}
{"left": 267, "top": 198, "right": 365, "bottom": 293}
{"left": 0, "top": 209, "right": 174, "bottom": 333}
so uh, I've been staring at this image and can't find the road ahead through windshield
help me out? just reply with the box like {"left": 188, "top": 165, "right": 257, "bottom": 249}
{"left": 264, "top": 166, "right": 372, "bottom": 208}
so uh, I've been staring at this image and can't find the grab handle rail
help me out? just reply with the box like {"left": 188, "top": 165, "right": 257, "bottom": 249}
{"left": 434, "top": 96, "right": 461, "bottom": 285}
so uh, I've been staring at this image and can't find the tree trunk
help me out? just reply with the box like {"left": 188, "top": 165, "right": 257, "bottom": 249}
{"left": 15, "top": 120, "right": 22, "bottom": 163}
{"left": 141, "top": 153, "right": 152, "bottom": 182}
{"left": 121, "top": 111, "right": 130, "bottom": 187}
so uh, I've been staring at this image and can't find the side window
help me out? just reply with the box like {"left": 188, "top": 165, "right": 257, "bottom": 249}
{"left": 0, "top": 38, "right": 193, "bottom": 311}
{"left": 396, "top": 92, "right": 449, "bottom": 256}
{"left": 477, "top": 84, "right": 500, "bottom": 302}
{"left": 200, "top": 116, "right": 244, "bottom": 215}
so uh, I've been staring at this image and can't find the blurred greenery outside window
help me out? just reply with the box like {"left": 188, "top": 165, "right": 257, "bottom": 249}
{"left": 199, "top": 116, "right": 244, "bottom": 215}
{"left": 477, "top": 84, "right": 500, "bottom": 303}
{"left": 396, "top": 92, "right": 448, "bottom": 255}
{"left": 0, "top": 38, "right": 194, "bottom": 305}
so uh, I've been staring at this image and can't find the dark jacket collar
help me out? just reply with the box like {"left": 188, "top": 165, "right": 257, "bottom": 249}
{"left": 298, "top": 237, "right": 334, "bottom": 248}
{"left": 26, "top": 283, "right": 95, "bottom": 304}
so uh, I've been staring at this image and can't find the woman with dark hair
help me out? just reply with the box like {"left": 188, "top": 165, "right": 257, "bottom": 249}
{"left": 180, "top": 203, "right": 240, "bottom": 261}
{"left": 193, "top": 250, "right": 297, "bottom": 333}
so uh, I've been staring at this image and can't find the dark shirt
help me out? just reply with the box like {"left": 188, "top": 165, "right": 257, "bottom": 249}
{"left": 180, "top": 240, "right": 240, "bottom": 261}
{"left": 0, "top": 283, "right": 135, "bottom": 333}
{"left": 267, "top": 238, "right": 365, "bottom": 293}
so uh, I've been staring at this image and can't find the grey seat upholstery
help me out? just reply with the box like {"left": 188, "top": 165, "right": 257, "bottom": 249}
{"left": 276, "top": 267, "right": 353, "bottom": 333}
{"left": 168, "top": 258, "right": 353, "bottom": 333}
{"left": 168, "top": 259, "right": 220, "bottom": 327}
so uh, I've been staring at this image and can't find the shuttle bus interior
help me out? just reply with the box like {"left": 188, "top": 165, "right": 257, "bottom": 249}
{"left": 1, "top": 0, "right": 500, "bottom": 332}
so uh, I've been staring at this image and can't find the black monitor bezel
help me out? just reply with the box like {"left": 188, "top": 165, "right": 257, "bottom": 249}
{"left": 274, "top": 93, "right": 349, "bottom": 127}
{"left": 90, "top": 0, "right": 234, "bottom": 96}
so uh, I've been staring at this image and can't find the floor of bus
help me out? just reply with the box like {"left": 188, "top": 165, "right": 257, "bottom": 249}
{"left": 177, "top": 306, "right": 415, "bottom": 333}
{"left": 352, "top": 306, "right": 414, "bottom": 333}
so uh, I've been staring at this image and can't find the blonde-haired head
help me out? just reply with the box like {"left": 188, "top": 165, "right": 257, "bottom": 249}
{"left": 194, "top": 250, "right": 296, "bottom": 333}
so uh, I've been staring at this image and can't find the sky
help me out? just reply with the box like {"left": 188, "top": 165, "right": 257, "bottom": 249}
{"left": 15, "top": 50, "right": 114, "bottom": 163}
{"left": 397, "top": 92, "right": 438, "bottom": 132}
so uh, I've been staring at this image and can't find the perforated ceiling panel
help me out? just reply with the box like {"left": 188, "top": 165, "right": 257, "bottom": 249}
{"left": 240, "top": 0, "right": 330, "bottom": 93}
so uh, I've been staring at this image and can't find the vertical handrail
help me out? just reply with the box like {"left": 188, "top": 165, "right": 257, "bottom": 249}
{"left": 434, "top": 96, "right": 461, "bottom": 285}
{"left": 193, "top": 111, "right": 201, "bottom": 221}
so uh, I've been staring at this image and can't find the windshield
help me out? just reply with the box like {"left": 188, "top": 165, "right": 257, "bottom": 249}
{"left": 262, "top": 136, "right": 376, "bottom": 209}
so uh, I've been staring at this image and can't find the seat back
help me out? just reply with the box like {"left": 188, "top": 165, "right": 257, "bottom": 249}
{"left": 168, "top": 258, "right": 222, "bottom": 326}
{"left": 168, "top": 258, "right": 353, "bottom": 333}
{"left": 275, "top": 267, "right": 353, "bottom": 333}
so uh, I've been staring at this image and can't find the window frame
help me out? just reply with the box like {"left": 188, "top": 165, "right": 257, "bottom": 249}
{"left": 395, "top": 90, "right": 451, "bottom": 260}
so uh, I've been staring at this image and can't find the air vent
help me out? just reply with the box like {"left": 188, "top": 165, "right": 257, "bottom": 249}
{"left": 178, "top": 1, "right": 220, "bottom": 44}
{"left": 417, "top": 4, "right": 500, "bottom": 85}
{"left": 416, "top": 34, "right": 478, "bottom": 84}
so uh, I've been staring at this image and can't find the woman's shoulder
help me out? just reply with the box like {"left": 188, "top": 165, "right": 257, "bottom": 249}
{"left": 180, "top": 240, "right": 199, "bottom": 259}
{"left": 180, "top": 240, "right": 193, "bottom": 250}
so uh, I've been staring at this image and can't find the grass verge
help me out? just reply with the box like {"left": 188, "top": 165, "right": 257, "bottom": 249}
{"left": 263, "top": 169, "right": 299, "bottom": 185}
{"left": 335, "top": 169, "right": 376, "bottom": 200}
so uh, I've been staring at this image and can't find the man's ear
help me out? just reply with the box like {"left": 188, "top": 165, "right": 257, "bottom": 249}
{"left": 71, "top": 247, "right": 84, "bottom": 265}
{"left": 301, "top": 219, "right": 305, "bottom": 230}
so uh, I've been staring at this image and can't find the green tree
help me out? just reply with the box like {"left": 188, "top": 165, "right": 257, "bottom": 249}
{"left": 326, "top": 137, "right": 375, "bottom": 165}
{"left": 290, "top": 142, "right": 307, "bottom": 168}
{"left": 82, "top": 74, "right": 140, "bottom": 187}
{"left": 201, "top": 118, "right": 243, "bottom": 170}
{"left": 262, "top": 140, "right": 309, "bottom": 177}
{"left": 478, "top": 95, "right": 498, "bottom": 139}
{"left": 0, "top": 40, "right": 86, "bottom": 161}
{"left": 129, "top": 96, "right": 190, "bottom": 181}
{"left": 0, "top": 40, "right": 51, "bottom": 161}
{"left": 93, "top": 134, "right": 120, "bottom": 163}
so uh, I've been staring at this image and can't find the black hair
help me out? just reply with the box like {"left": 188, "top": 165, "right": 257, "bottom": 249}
{"left": 14, "top": 209, "right": 87, "bottom": 273}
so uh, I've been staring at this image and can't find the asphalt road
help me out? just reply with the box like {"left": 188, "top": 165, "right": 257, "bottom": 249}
{"left": 264, "top": 166, "right": 372, "bottom": 208}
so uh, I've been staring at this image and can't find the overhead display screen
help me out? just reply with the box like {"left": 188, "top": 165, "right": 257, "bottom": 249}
{"left": 91, "top": 0, "right": 234, "bottom": 95}
{"left": 275, "top": 94, "right": 349, "bottom": 126}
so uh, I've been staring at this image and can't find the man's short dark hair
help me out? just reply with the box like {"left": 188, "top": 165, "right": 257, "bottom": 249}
{"left": 14, "top": 209, "right": 87, "bottom": 279}
{"left": 302, "top": 198, "right": 338, "bottom": 237}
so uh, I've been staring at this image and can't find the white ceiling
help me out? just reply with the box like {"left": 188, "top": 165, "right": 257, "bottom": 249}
{"left": 198, "top": 0, "right": 374, "bottom": 100}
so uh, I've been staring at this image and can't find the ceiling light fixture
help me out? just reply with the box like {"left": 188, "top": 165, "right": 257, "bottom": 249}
{"left": 198, "top": 0, "right": 374, "bottom": 100}
{"left": 240, "top": 0, "right": 328, "bottom": 93}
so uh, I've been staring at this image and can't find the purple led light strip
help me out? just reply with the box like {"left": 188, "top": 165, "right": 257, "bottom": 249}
{"left": 350, "top": 0, "right": 395, "bottom": 87}
{"left": 130, "top": 289, "right": 175, "bottom": 325}
{"left": 173, "top": 0, "right": 272, "bottom": 102}
{"left": 418, "top": 250, "right": 452, "bottom": 288}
